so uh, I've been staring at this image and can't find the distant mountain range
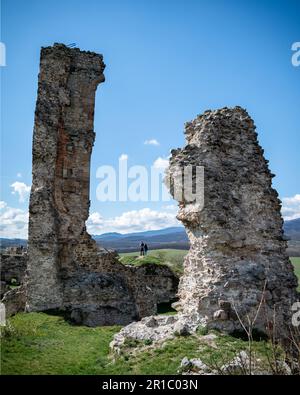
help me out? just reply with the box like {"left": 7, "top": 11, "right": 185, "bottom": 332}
{"left": 283, "top": 218, "right": 300, "bottom": 256}
{"left": 283, "top": 218, "right": 300, "bottom": 241}
{"left": 94, "top": 226, "right": 189, "bottom": 252}
{"left": 1, "top": 218, "right": 300, "bottom": 255}
{"left": 0, "top": 238, "right": 28, "bottom": 249}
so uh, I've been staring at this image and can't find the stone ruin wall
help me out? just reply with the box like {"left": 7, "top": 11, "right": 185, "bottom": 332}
{"left": 111, "top": 107, "right": 299, "bottom": 351}
{"left": 1, "top": 254, "right": 27, "bottom": 287}
{"left": 167, "top": 106, "right": 299, "bottom": 335}
{"left": 25, "top": 43, "right": 106, "bottom": 311}
{"left": 1, "top": 253, "right": 27, "bottom": 298}
{"left": 2, "top": 44, "right": 297, "bottom": 338}
{"left": 18, "top": 43, "right": 177, "bottom": 326}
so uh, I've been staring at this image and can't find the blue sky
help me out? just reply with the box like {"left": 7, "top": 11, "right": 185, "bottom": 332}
{"left": 1, "top": 0, "right": 299, "bottom": 237}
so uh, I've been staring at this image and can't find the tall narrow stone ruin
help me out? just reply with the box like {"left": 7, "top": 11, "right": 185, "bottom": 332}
{"left": 25, "top": 43, "right": 160, "bottom": 325}
{"left": 167, "top": 106, "right": 299, "bottom": 335}
{"left": 26, "top": 44, "right": 105, "bottom": 312}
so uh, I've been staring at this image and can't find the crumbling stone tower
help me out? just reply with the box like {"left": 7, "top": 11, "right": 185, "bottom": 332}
{"left": 167, "top": 107, "right": 299, "bottom": 335}
{"left": 26, "top": 44, "right": 156, "bottom": 325}
{"left": 26, "top": 44, "right": 105, "bottom": 311}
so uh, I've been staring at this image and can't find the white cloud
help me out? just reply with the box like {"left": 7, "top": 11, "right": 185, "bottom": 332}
{"left": 0, "top": 201, "right": 7, "bottom": 209}
{"left": 281, "top": 194, "right": 300, "bottom": 220}
{"left": 88, "top": 211, "right": 103, "bottom": 226}
{"left": 0, "top": 201, "right": 28, "bottom": 238}
{"left": 163, "top": 204, "right": 177, "bottom": 211}
{"left": 144, "top": 139, "right": 160, "bottom": 146}
{"left": 87, "top": 207, "right": 179, "bottom": 235}
{"left": 10, "top": 181, "right": 31, "bottom": 203}
{"left": 0, "top": 202, "right": 179, "bottom": 238}
{"left": 153, "top": 156, "right": 169, "bottom": 170}
{"left": 119, "top": 154, "right": 128, "bottom": 161}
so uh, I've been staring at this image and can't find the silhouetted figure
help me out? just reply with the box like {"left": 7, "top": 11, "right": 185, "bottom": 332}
{"left": 144, "top": 243, "right": 148, "bottom": 256}
{"left": 140, "top": 242, "right": 144, "bottom": 256}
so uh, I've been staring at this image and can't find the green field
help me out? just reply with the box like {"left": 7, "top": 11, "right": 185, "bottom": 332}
{"left": 1, "top": 250, "right": 299, "bottom": 375}
{"left": 1, "top": 312, "right": 279, "bottom": 375}
{"left": 119, "top": 248, "right": 188, "bottom": 276}
{"left": 290, "top": 257, "right": 300, "bottom": 291}
{"left": 121, "top": 250, "right": 300, "bottom": 289}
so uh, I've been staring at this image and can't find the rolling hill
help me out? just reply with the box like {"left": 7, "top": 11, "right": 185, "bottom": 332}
{"left": 1, "top": 218, "right": 300, "bottom": 255}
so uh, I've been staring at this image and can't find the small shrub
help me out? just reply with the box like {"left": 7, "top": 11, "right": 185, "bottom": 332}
{"left": 0, "top": 321, "right": 16, "bottom": 338}
{"left": 197, "top": 326, "right": 209, "bottom": 336}
{"left": 123, "top": 338, "right": 142, "bottom": 348}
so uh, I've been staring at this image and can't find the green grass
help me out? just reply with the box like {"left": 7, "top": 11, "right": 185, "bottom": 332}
{"left": 1, "top": 312, "right": 279, "bottom": 375}
{"left": 119, "top": 249, "right": 187, "bottom": 276}
{"left": 290, "top": 257, "right": 300, "bottom": 291}
{"left": 1, "top": 252, "right": 299, "bottom": 375}
{"left": 120, "top": 250, "right": 300, "bottom": 290}
{"left": 1, "top": 313, "right": 121, "bottom": 375}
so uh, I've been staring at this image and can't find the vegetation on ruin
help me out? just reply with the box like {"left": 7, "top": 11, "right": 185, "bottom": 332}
{"left": 119, "top": 249, "right": 187, "bottom": 276}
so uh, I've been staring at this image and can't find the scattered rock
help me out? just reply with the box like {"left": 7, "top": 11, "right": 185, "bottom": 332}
{"left": 171, "top": 301, "right": 182, "bottom": 312}
{"left": 179, "top": 357, "right": 212, "bottom": 375}
{"left": 213, "top": 309, "right": 228, "bottom": 320}
{"left": 164, "top": 315, "right": 177, "bottom": 325}
{"left": 190, "top": 358, "right": 211, "bottom": 373}
{"left": 221, "top": 351, "right": 250, "bottom": 374}
{"left": 179, "top": 351, "right": 292, "bottom": 376}
{"left": 110, "top": 313, "right": 205, "bottom": 353}
{"left": 180, "top": 357, "right": 192, "bottom": 370}
{"left": 142, "top": 316, "right": 158, "bottom": 328}
{"left": 1, "top": 286, "right": 26, "bottom": 317}
{"left": 200, "top": 333, "right": 218, "bottom": 348}
{"left": 173, "top": 321, "right": 191, "bottom": 336}
{"left": 276, "top": 361, "right": 292, "bottom": 375}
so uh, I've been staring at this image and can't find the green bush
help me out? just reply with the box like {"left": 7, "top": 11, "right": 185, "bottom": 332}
{"left": 197, "top": 325, "right": 209, "bottom": 336}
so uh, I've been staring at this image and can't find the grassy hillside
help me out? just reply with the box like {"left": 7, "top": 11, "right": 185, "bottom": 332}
{"left": 1, "top": 313, "right": 120, "bottom": 375}
{"left": 1, "top": 312, "right": 282, "bottom": 375}
{"left": 290, "top": 257, "right": 300, "bottom": 290}
{"left": 121, "top": 250, "right": 300, "bottom": 289}
{"left": 119, "top": 249, "right": 187, "bottom": 275}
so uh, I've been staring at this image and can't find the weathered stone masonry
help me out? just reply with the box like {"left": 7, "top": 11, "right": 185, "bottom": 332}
{"left": 167, "top": 107, "right": 299, "bottom": 335}
{"left": 24, "top": 43, "right": 176, "bottom": 326}
{"left": 26, "top": 43, "right": 107, "bottom": 313}
{"left": 111, "top": 107, "right": 299, "bottom": 350}
{"left": 4, "top": 43, "right": 297, "bottom": 340}
{"left": 1, "top": 253, "right": 27, "bottom": 288}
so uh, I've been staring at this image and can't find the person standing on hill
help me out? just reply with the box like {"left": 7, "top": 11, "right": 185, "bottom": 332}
{"left": 144, "top": 243, "right": 148, "bottom": 256}
{"left": 140, "top": 241, "right": 145, "bottom": 256}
